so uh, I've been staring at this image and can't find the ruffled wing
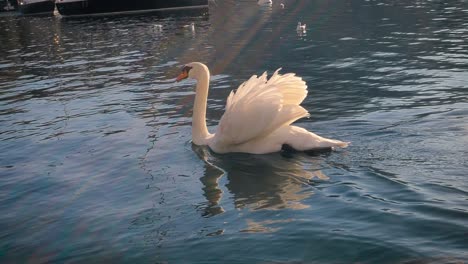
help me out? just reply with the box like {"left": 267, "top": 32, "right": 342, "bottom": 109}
{"left": 215, "top": 69, "right": 309, "bottom": 146}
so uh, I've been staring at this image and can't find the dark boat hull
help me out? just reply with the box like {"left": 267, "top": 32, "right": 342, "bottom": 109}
{"left": 56, "top": 0, "right": 208, "bottom": 17}
{"left": 17, "top": 0, "right": 55, "bottom": 15}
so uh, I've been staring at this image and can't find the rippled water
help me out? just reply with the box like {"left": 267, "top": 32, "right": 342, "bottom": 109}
{"left": 1, "top": 0, "right": 467, "bottom": 263}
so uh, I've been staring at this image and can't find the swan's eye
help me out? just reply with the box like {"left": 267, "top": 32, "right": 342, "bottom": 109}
{"left": 182, "top": 65, "right": 193, "bottom": 73}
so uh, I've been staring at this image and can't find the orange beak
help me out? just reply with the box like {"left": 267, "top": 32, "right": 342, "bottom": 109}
{"left": 176, "top": 71, "right": 189, "bottom": 82}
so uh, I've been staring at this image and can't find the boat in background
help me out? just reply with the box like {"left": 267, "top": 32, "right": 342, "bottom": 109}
{"left": 1, "top": 0, "right": 17, "bottom": 11}
{"left": 55, "top": 0, "right": 208, "bottom": 17}
{"left": 17, "top": 0, "right": 55, "bottom": 15}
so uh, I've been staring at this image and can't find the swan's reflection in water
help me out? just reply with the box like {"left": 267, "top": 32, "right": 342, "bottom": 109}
{"left": 192, "top": 144, "right": 329, "bottom": 217}
{"left": 241, "top": 218, "right": 296, "bottom": 233}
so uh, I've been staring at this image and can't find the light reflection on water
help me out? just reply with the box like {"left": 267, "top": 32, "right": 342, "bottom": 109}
{"left": 0, "top": 0, "right": 467, "bottom": 263}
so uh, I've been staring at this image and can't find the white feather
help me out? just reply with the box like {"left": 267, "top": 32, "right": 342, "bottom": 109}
{"left": 216, "top": 70, "right": 309, "bottom": 146}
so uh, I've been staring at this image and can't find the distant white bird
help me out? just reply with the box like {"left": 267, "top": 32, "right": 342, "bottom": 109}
{"left": 296, "top": 22, "right": 306, "bottom": 32}
{"left": 258, "top": 0, "right": 272, "bottom": 5}
{"left": 280, "top": 3, "right": 285, "bottom": 8}
{"left": 184, "top": 22, "right": 195, "bottom": 32}
{"left": 154, "top": 24, "right": 163, "bottom": 31}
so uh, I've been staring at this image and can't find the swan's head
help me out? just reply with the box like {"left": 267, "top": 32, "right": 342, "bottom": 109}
{"left": 176, "top": 62, "right": 209, "bottom": 82}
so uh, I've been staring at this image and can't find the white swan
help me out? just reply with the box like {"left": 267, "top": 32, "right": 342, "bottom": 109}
{"left": 176, "top": 62, "right": 349, "bottom": 154}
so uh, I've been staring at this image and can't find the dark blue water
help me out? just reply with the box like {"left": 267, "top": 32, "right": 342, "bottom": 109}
{"left": 1, "top": 1, "right": 467, "bottom": 263}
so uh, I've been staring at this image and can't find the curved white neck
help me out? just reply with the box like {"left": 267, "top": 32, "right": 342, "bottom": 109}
{"left": 192, "top": 68, "right": 212, "bottom": 145}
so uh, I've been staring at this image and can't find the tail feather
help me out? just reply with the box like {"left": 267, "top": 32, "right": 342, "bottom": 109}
{"left": 315, "top": 138, "right": 349, "bottom": 149}
{"left": 334, "top": 140, "right": 350, "bottom": 148}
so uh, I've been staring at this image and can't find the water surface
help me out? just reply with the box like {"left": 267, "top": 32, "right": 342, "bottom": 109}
{"left": 1, "top": 0, "right": 467, "bottom": 263}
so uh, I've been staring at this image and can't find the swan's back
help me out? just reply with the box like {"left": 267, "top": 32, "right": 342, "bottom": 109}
{"left": 215, "top": 70, "right": 309, "bottom": 146}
